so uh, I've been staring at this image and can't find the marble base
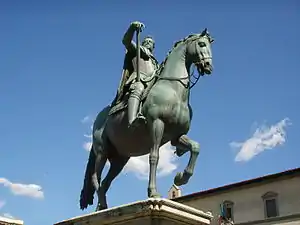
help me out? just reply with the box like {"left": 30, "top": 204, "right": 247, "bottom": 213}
{"left": 54, "top": 198, "right": 213, "bottom": 225}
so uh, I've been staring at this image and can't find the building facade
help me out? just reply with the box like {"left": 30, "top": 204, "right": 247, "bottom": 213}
{"left": 170, "top": 168, "right": 300, "bottom": 225}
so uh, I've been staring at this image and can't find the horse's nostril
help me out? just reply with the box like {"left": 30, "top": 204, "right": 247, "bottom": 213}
{"left": 205, "top": 61, "right": 210, "bottom": 66}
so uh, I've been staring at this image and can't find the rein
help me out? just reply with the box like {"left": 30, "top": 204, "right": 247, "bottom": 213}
{"left": 155, "top": 65, "right": 201, "bottom": 89}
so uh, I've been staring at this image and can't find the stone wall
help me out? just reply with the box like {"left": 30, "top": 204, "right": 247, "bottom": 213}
{"left": 176, "top": 176, "right": 300, "bottom": 225}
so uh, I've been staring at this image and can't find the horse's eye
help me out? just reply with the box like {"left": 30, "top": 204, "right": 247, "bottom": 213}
{"left": 199, "top": 42, "right": 206, "bottom": 47}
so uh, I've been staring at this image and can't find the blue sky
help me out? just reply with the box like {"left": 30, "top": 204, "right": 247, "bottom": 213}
{"left": 0, "top": 1, "right": 299, "bottom": 224}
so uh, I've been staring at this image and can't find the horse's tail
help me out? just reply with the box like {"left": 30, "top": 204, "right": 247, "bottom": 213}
{"left": 80, "top": 145, "right": 96, "bottom": 210}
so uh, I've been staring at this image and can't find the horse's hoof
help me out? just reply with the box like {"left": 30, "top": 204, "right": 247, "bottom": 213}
{"left": 95, "top": 204, "right": 107, "bottom": 212}
{"left": 149, "top": 192, "right": 161, "bottom": 198}
{"left": 148, "top": 188, "right": 161, "bottom": 198}
{"left": 174, "top": 172, "right": 190, "bottom": 186}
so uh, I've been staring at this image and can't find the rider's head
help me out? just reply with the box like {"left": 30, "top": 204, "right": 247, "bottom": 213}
{"left": 142, "top": 36, "right": 155, "bottom": 53}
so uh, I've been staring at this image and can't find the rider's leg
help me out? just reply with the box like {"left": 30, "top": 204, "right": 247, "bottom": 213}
{"left": 128, "top": 81, "right": 145, "bottom": 127}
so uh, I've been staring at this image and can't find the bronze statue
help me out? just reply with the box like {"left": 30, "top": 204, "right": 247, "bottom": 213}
{"left": 80, "top": 21, "right": 214, "bottom": 211}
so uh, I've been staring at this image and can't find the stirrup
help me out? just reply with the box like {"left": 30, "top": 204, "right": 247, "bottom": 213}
{"left": 136, "top": 113, "right": 146, "bottom": 120}
{"left": 128, "top": 115, "right": 146, "bottom": 130}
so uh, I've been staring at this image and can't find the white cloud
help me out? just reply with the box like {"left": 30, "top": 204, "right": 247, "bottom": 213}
{"left": 83, "top": 130, "right": 92, "bottom": 151}
{"left": 0, "top": 178, "right": 44, "bottom": 199}
{"left": 81, "top": 116, "right": 91, "bottom": 124}
{"left": 82, "top": 117, "right": 93, "bottom": 151}
{"left": 124, "top": 142, "right": 178, "bottom": 179}
{"left": 83, "top": 141, "right": 92, "bottom": 151}
{"left": 230, "top": 118, "right": 291, "bottom": 162}
{"left": 0, "top": 200, "right": 5, "bottom": 209}
{"left": 2, "top": 213, "right": 14, "bottom": 219}
{"left": 82, "top": 121, "right": 178, "bottom": 178}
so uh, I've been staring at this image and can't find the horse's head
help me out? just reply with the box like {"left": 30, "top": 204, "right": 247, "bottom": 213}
{"left": 185, "top": 28, "right": 214, "bottom": 76}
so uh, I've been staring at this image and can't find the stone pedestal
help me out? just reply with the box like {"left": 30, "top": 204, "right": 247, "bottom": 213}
{"left": 54, "top": 198, "right": 213, "bottom": 225}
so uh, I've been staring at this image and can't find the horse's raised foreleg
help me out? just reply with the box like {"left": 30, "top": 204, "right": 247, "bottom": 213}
{"left": 172, "top": 141, "right": 189, "bottom": 157}
{"left": 148, "top": 119, "right": 164, "bottom": 198}
{"left": 171, "top": 135, "right": 200, "bottom": 186}
{"left": 98, "top": 154, "right": 129, "bottom": 210}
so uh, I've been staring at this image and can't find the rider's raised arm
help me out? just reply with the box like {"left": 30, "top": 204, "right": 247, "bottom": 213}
{"left": 122, "top": 24, "right": 136, "bottom": 53}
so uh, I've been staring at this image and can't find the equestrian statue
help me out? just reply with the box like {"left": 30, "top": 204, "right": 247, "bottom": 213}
{"left": 80, "top": 21, "right": 214, "bottom": 211}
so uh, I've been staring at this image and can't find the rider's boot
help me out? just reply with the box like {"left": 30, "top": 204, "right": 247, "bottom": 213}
{"left": 128, "top": 81, "right": 146, "bottom": 130}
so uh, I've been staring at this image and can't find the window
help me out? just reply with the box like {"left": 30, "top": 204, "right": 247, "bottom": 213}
{"left": 172, "top": 191, "right": 176, "bottom": 198}
{"left": 222, "top": 200, "right": 234, "bottom": 221}
{"left": 262, "top": 192, "right": 279, "bottom": 218}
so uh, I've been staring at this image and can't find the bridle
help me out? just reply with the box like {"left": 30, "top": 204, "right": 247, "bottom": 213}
{"left": 156, "top": 44, "right": 209, "bottom": 89}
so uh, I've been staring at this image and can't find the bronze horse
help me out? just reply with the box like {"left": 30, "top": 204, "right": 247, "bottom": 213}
{"left": 80, "top": 29, "right": 214, "bottom": 211}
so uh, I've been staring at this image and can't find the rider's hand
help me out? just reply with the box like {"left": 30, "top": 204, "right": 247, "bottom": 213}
{"left": 131, "top": 21, "right": 145, "bottom": 32}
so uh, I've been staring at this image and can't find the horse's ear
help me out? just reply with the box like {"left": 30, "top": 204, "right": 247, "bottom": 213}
{"left": 201, "top": 28, "right": 208, "bottom": 36}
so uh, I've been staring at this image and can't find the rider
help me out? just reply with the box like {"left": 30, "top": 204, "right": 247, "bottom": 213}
{"left": 117, "top": 21, "right": 159, "bottom": 130}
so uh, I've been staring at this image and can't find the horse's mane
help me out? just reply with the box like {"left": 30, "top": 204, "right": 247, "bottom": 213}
{"left": 157, "top": 34, "right": 202, "bottom": 74}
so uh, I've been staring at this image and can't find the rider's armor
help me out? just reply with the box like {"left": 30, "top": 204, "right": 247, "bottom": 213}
{"left": 127, "top": 46, "right": 158, "bottom": 129}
